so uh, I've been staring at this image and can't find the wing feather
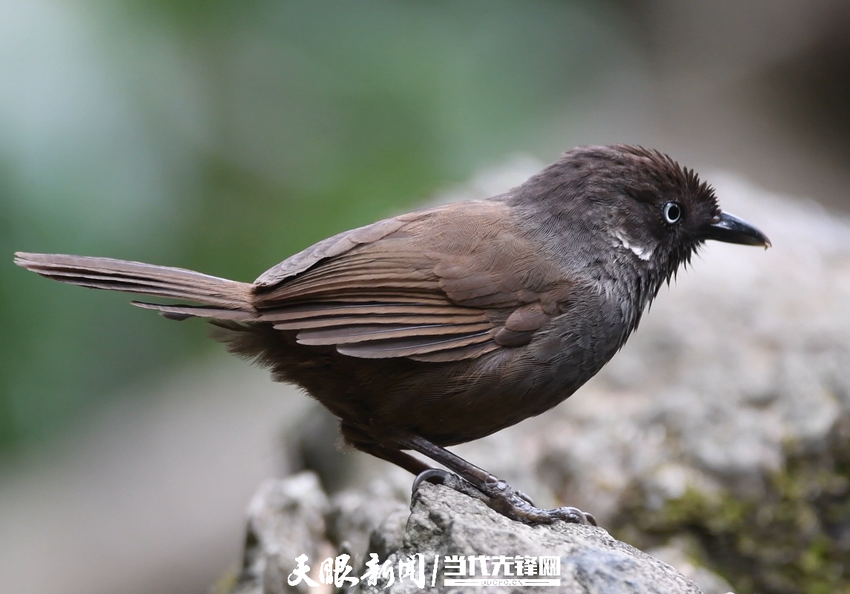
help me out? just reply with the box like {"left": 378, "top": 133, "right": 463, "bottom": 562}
{"left": 336, "top": 331, "right": 493, "bottom": 359}
{"left": 249, "top": 201, "right": 572, "bottom": 361}
{"left": 272, "top": 313, "right": 486, "bottom": 331}
{"left": 261, "top": 302, "right": 486, "bottom": 322}
{"left": 295, "top": 321, "right": 492, "bottom": 346}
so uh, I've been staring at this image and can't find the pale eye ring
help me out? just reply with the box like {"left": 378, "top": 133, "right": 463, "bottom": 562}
{"left": 663, "top": 201, "right": 683, "bottom": 224}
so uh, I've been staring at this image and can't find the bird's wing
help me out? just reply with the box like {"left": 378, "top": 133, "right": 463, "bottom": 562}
{"left": 252, "top": 201, "right": 572, "bottom": 362}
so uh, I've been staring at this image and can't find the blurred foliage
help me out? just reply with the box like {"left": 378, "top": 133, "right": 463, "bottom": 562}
{"left": 0, "top": 0, "right": 634, "bottom": 451}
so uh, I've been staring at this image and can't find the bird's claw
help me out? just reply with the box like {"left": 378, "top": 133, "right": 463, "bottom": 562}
{"left": 483, "top": 484, "right": 597, "bottom": 526}
{"left": 552, "top": 507, "right": 597, "bottom": 526}
{"left": 413, "top": 470, "right": 597, "bottom": 526}
{"left": 413, "top": 469, "right": 494, "bottom": 504}
{"left": 412, "top": 468, "right": 453, "bottom": 492}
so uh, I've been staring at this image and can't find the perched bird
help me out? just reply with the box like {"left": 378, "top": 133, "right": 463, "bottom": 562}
{"left": 15, "top": 145, "right": 770, "bottom": 525}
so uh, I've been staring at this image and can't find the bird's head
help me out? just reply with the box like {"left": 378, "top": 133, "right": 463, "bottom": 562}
{"left": 558, "top": 145, "right": 770, "bottom": 283}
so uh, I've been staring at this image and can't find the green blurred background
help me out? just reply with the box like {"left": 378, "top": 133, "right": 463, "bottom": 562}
{"left": 3, "top": 1, "right": 850, "bottom": 593}
{"left": 2, "top": 0, "right": 632, "bottom": 451}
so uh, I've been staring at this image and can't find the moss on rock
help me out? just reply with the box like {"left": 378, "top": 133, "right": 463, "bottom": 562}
{"left": 613, "top": 425, "right": 850, "bottom": 594}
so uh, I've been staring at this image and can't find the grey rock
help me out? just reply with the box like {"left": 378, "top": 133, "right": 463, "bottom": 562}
{"left": 357, "top": 483, "right": 701, "bottom": 594}
{"left": 646, "top": 541, "right": 734, "bottom": 594}
{"left": 230, "top": 473, "right": 330, "bottom": 594}
{"left": 230, "top": 475, "right": 702, "bottom": 594}
{"left": 326, "top": 475, "right": 410, "bottom": 571}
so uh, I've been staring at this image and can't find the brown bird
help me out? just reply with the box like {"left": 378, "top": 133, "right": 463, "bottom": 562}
{"left": 14, "top": 145, "right": 770, "bottom": 525}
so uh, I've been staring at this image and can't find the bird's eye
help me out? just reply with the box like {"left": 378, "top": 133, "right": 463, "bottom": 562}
{"left": 663, "top": 201, "right": 683, "bottom": 224}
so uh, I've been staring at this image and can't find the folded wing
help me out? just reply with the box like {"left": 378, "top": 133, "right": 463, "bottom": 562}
{"left": 250, "top": 201, "right": 572, "bottom": 362}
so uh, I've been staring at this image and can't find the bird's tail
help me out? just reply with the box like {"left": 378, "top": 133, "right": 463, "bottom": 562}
{"left": 14, "top": 252, "right": 255, "bottom": 321}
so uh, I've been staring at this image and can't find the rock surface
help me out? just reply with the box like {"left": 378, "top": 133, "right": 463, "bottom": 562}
{"left": 227, "top": 473, "right": 703, "bottom": 594}
{"left": 229, "top": 473, "right": 330, "bottom": 594}
{"left": 362, "top": 483, "right": 702, "bottom": 594}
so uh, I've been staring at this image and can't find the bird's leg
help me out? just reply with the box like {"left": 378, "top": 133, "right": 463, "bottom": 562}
{"left": 340, "top": 421, "right": 433, "bottom": 475}
{"left": 354, "top": 438, "right": 498, "bottom": 505}
{"left": 367, "top": 444, "right": 433, "bottom": 475}
{"left": 402, "top": 435, "right": 597, "bottom": 526}
{"left": 410, "top": 467, "right": 536, "bottom": 506}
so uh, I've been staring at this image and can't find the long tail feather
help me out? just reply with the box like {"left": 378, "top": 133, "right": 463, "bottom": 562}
{"left": 14, "top": 252, "right": 255, "bottom": 320}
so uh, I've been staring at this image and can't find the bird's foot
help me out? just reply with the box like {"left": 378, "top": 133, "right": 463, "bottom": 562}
{"left": 413, "top": 468, "right": 492, "bottom": 502}
{"left": 412, "top": 468, "right": 596, "bottom": 526}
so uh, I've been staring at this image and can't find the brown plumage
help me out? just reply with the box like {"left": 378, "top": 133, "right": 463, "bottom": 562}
{"left": 14, "top": 145, "right": 770, "bottom": 524}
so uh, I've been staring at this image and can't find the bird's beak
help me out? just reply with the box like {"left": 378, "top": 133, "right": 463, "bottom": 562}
{"left": 702, "top": 211, "right": 771, "bottom": 248}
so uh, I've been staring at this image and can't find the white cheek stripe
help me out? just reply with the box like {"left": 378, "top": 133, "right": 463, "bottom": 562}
{"left": 614, "top": 230, "right": 654, "bottom": 261}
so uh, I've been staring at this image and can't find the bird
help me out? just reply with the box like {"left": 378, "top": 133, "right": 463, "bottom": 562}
{"left": 14, "top": 145, "right": 770, "bottom": 525}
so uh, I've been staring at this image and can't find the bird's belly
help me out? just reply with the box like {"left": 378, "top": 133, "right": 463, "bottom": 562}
{"left": 410, "top": 380, "right": 573, "bottom": 446}
{"left": 379, "top": 349, "right": 603, "bottom": 446}
{"left": 395, "top": 313, "right": 625, "bottom": 444}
